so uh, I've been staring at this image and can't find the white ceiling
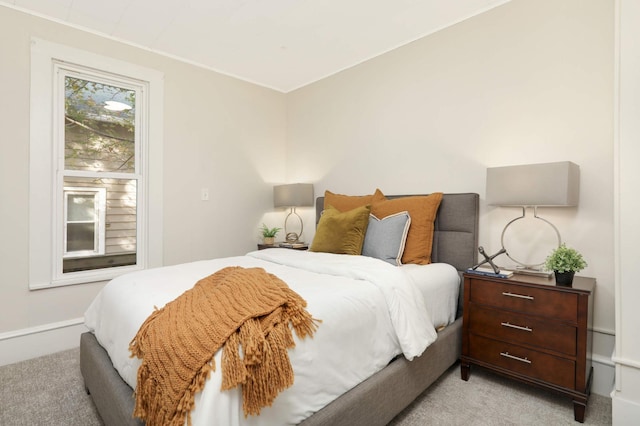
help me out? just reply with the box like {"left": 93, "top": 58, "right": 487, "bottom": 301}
{"left": 2, "top": 0, "right": 510, "bottom": 92}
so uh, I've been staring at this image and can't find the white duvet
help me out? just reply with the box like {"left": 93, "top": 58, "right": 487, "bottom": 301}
{"left": 84, "top": 249, "right": 458, "bottom": 425}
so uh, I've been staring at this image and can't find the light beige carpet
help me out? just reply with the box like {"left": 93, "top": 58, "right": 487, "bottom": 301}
{"left": 390, "top": 364, "right": 612, "bottom": 426}
{"left": 0, "top": 348, "right": 102, "bottom": 426}
{"left": 0, "top": 347, "right": 611, "bottom": 425}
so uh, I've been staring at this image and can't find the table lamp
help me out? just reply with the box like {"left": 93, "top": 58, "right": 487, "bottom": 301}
{"left": 273, "top": 183, "right": 314, "bottom": 243}
{"left": 486, "top": 161, "right": 580, "bottom": 275}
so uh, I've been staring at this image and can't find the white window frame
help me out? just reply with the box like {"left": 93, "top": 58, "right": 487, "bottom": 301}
{"left": 63, "top": 187, "right": 107, "bottom": 258}
{"left": 29, "top": 38, "right": 164, "bottom": 289}
{"left": 54, "top": 64, "right": 143, "bottom": 280}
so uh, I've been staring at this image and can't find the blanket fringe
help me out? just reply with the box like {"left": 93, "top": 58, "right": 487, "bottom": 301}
{"left": 221, "top": 301, "right": 321, "bottom": 417}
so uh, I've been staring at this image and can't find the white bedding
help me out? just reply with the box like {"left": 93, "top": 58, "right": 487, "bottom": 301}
{"left": 84, "top": 249, "right": 459, "bottom": 426}
{"left": 400, "top": 263, "right": 460, "bottom": 329}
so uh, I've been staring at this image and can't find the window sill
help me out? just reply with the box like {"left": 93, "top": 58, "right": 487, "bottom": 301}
{"left": 29, "top": 263, "right": 142, "bottom": 290}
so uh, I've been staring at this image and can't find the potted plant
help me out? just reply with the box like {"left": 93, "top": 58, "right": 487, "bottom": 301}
{"left": 544, "top": 243, "right": 587, "bottom": 286}
{"left": 260, "top": 224, "right": 281, "bottom": 245}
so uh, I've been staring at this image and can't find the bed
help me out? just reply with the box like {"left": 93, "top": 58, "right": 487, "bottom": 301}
{"left": 80, "top": 192, "right": 479, "bottom": 426}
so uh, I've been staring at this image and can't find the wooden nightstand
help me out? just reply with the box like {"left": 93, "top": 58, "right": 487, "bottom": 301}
{"left": 460, "top": 273, "right": 595, "bottom": 423}
{"left": 257, "top": 243, "right": 309, "bottom": 250}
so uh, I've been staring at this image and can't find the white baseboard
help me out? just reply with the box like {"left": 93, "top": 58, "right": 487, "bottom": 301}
{"left": 592, "top": 353, "right": 615, "bottom": 397}
{"left": 590, "top": 329, "right": 615, "bottom": 397}
{"left": 612, "top": 394, "right": 640, "bottom": 425}
{"left": 0, "top": 318, "right": 88, "bottom": 367}
{"left": 611, "top": 357, "right": 640, "bottom": 424}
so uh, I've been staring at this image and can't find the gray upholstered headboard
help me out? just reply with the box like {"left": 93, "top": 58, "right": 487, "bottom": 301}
{"left": 315, "top": 193, "right": 479, "bottom": 273}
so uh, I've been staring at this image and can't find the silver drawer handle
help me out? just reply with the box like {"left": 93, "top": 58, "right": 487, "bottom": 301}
{"left": 501, "top": 322, "right": 532, "bottom": 332}
{"left": 500, "top": 351, "right": 532, "bottom": 364}
{"left": 502, "top": 291, "right": 534, "bottom": 300}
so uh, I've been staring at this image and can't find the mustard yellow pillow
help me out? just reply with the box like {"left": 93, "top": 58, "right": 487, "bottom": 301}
{"left": 310, "top": 205, "right": 371, "bottom": 255}
{"left": 324, "top": 189, "right": 386, "bottom": 212}
{"left": 371, "top": 192, "right": 443, "bottom": 265}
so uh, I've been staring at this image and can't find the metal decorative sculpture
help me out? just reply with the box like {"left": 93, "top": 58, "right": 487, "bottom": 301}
{"left": 470, "top": 246, "right": 506, "bottom": 274}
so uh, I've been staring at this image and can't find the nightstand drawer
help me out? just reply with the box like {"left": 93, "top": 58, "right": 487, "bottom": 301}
{"left": 469, "top": 278, "right": 578, "bottom": 322}
{"left": 468, "top": 334, "right": 575, "bottom": 389}
{"left": 468, "top": 305, "right": 577, "bottom": 356}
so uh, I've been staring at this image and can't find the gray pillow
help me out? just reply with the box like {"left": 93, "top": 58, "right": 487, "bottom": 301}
{"left": 362, "top": 211, "right": 411, "bottom": 266}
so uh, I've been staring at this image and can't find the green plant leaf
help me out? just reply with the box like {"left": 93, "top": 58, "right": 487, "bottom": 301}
{"left": 544, "top": 243, "right": 587, "bottom": 273}
{"left": 260, "top": 223, "right": 281, "bottom": 238}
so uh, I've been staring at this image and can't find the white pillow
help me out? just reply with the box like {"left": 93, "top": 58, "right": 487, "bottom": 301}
{"left": 362, "top": 211, "right": 411, "bottom": 266}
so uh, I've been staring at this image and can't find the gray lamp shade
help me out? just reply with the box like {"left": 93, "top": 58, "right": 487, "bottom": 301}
{"left": 486, "top": 161, "right": 580, "bottom": 207}
{"left": 273, "top": 183, "right": 314, "bottom": 208}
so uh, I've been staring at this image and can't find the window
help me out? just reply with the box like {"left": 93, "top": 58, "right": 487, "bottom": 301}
{"left": 59, "top": 71, "right": 140, "bottom": 274}
{"left": 63, "top": 187, "right": 107, "bottom": 258}
{"left": 30, "top": 38, "right": 164, "bottom": 289}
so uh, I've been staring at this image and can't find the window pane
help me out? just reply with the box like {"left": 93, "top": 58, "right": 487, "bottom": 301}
{"left": 64, "top": 76, "right": 136, "bottom": 173}
{"left": 63, "top": 177, "right": 137, "bottom": 273}
{"left": 67, "top": 223, "right": 95, "bottom": 252}
{"left": 67, "top": 194, "right": 95, "bottom": 221}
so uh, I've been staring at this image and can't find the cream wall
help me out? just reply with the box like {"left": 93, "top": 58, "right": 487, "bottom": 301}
{"left": 287, "top": 0, "right": 615, "bottom": 392}
{"left": 0, "top": 7, "right": 287, "bottom": 363}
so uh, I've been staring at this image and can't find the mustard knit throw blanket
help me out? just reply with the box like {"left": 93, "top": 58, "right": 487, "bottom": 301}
{"left": 129, "top": 266, "right": 319, "bottom": 426}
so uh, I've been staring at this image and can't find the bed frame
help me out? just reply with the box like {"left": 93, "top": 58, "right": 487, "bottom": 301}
{"left": 80, "top": 192, "right": 479, "bottom": 426}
